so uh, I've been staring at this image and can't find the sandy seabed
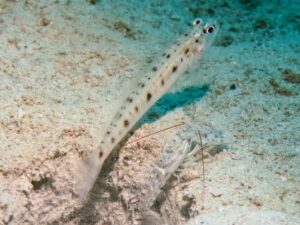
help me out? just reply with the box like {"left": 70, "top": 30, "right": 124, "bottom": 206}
{"left": 0, "top": 0, "right": 299, "bottom": 224}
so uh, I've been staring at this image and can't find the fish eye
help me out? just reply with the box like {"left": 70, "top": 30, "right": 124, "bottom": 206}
{"left": 203, "top": 25, "right": 215, "bottom": 34}
{"left": 193, "top": 18, "right": 202, "bottom": 27}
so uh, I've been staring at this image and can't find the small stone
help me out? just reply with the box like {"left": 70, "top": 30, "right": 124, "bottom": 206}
{"left": 41, "top": 18, "right": 50, "bottom": 26}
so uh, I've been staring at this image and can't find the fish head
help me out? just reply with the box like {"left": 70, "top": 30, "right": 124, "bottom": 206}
{"left": 191, "top": 18, "right": 219, "bottom": 54}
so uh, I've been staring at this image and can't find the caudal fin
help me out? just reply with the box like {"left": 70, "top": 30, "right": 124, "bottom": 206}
{"left": 73, "top": 150, "right": 103, "bottom": 198}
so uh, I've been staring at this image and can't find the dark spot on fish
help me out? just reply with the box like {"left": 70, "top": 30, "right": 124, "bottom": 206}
{"left": 124, "top": 119, "right": 129, "bottom": 127}
{"left": 184, "top": 33, "right": 188, "bottom": 37}
{"left": 101, "top": 141, "right": 104, "bottom": 144}
{"left": 147, "top": 92, "right": 152, "bottom": 101}
{"left": 152, "top": 66, "right": 158, "bottom": 72}
{"left": 127, "top": 97, "right": 133, "bottom": 103}
{"left": 185, "top": 48, "right": 189, "bottom": 54}
{"left": 111, "top": 137, "right": 115, "bottom": 143}
{"left": 161, "top": 79, "right": 165, "bottom": 86}
{"left": 106, "top": 131, "right": 110, "bottom": 135}
{"left": 99, "top": 151, "right": 103, "bottom": 158}
{"left": 181, "top": 58, "right": 183, "bottom": 62}
{"left": 138, "top": 82, "right": 145, "bottom": 88}
{"left": 172, "top": 66, "right": 178, "bottom": 72}
{"left": 135, "top": 106, "right": 139, "bottom": 112}
{"left": 166, "top": 54, "right": 170, "bottom": 58}
{"left": 147, "top": 77, "right": 151, "bottom": 80}
{"left": 195, "top": 39, "right": 199, "bottom": 43}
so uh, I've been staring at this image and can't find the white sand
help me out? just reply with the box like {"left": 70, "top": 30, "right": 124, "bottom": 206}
{"left": 0, "top": 0, "right": 299, "bottom": 224}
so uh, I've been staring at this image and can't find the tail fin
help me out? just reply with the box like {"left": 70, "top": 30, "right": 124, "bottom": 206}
{"left": 73, "top": 149, "right": 103, "bottom": 198}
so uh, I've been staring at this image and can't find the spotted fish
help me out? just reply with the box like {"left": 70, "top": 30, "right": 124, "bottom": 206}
{"left": 74, "top": 18, "right": 218, "bottom": 198}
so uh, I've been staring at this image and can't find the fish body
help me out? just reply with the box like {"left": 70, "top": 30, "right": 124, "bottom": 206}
{"left": 74, "top": 18, "right": 218, "bottom": 198}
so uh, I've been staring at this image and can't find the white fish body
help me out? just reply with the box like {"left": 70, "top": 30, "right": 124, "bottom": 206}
{"left": 74, "top": 18, "right": 218, "bottom": 198}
